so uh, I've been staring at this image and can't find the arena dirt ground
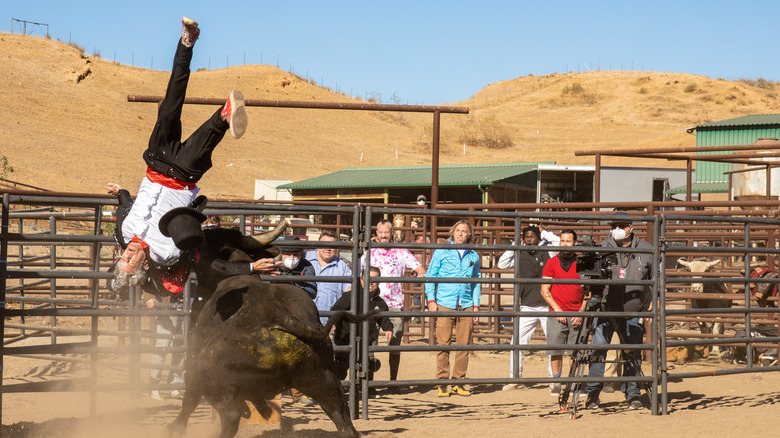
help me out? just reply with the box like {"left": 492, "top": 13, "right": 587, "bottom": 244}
{"left": 2, "top": 346, "right": 778, "bottom": 438}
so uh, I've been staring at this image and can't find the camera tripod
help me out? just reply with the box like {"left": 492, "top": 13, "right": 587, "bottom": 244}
{"left": 557, "top": 297, "right": 652, "bottom": 419}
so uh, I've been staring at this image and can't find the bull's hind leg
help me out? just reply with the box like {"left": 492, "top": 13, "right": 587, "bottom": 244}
{"left": 297, "top": 370, "right": 359, "bottom": 438}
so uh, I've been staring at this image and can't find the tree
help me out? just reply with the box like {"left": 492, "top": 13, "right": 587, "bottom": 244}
{"left": 1, "top": 155, "right": 14, "bottom": 180}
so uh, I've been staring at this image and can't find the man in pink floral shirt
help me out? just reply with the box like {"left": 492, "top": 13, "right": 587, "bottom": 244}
{"left": 362, "top": 219, "right": 426, "bottom": 389}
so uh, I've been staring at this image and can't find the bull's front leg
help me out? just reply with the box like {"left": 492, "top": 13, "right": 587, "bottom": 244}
{"left": 167, "top": 355, "right": 204, "bottom": 437}
{"left": 167, "top": 389, "right": 202, "bottom": 437}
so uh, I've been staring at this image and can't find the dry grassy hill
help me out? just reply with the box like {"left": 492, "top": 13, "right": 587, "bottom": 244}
{"left": 2, "top": 32, "right": 780, "bottom": 199}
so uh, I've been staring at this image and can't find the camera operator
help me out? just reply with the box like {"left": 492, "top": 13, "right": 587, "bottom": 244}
{"left": 584, "top": 211, "right": 652, "bottom": 411}
{"left": 540, "top": 229, "right": 586, "bottom": 396}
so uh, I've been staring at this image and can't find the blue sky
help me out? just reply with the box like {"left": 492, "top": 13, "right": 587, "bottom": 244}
{"left": 3, "top": 1, "right": 779, "bottom": 104}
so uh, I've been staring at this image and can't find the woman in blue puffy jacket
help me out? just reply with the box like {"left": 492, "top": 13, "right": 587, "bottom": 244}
{"left": 425, "top": 219, "right": 481, "bottom": 397}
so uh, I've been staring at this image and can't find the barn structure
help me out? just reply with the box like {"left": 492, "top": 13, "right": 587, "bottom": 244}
{"left": 679, "top": 114, "right": 780, "bottom": 199}
{"left": 277, "top": 162, "right": 689, "bottom": 206}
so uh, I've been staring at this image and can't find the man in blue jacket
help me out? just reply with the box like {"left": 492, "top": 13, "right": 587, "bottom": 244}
{"left": 425, "top": 219, "right": 481, "bottom": 397}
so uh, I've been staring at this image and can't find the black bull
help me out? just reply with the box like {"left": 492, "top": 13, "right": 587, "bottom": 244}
{"left": 167, "top": 274, "right": 359, "bottom": 438}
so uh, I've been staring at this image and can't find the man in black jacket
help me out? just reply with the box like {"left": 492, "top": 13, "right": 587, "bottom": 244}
{"left": 275, "top": 236, "right": 317, "bottom": 299}
{"left": 327, "top": 266, "right": 392, "bottom": 383}
{"left": 585, "top": 212, "right": 653, "bottom": 411}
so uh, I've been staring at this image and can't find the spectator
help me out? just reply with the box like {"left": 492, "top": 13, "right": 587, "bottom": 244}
{"left": 276, "top": 236, "right": 316, "bottom": 299}
{"left": 585, "top": 212, "right": 652, "bottom": 411}
{"left": 328, "top": 266, "right": 393, "bottom": 396}
{"left": 497, "top": 225, "right": 552, "bottom": 390}
{"left": 540, "top": 229, "right": 586, "bottom": 397}
{"left": 426, "top": 220, "right": 481, "bottom": 397}
{"left": 147, "top": 288, "right": 184, "bottom": 400}
{"left": 306, "top": 230, "right": 352, "bottom": 325}
{"left": 277, "top": 235, "right": 317, "bottom": 406}
{"left": 361, "top": 219, "right": 426, "bottom": 390}
{"left": 201, "top": 215, "right": 220, "bottom": 230}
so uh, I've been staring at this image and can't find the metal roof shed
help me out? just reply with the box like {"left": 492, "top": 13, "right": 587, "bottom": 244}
{"left": 277, "top": 162, "right": 595, "bottom": 206}
{"left": 688, "top": 114, "right": 780, "bottom": 185}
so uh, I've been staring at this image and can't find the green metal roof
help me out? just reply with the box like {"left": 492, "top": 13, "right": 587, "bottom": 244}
{"left": 666, "top": 182, "right": 729, "bottom": 195}
{"left": 278, "top": 162, "right": 553, "bottom": 190}
{"left": 694, "top": 114, "right": 780, "bottom": 130}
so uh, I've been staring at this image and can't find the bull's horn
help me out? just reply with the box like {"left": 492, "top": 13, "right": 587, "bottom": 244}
{"left": 677, "top": 258, "right": 690, "bottom": 267}
{"left": 244, "top": 219, "right": 288, "bottom": 248}
{"left": 706, "top": 259, "right": 722, "bottom": 269}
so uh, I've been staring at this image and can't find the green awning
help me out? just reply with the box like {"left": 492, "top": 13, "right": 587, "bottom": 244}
{"left": 687, "top": 114, "right": 780, "bottom": 133}
{"left": 666, "top": 182, "right": 729, "bottom": 195}
{"left": 278, "top": 162, "right": 553, "bottom": 190}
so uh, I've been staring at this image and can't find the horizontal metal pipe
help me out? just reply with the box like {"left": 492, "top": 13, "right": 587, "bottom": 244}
{"left": 126, "top": 95, "right": 469, "bottom": 114}
{"left": 371, "top": 343, "right": 651, "bottom": 352}
{"left": 366, "top": 376, "right": 655, "bottom": 389}
{"left": 4, "top": 344, "right": 184, "bottom": 355}
{"left": 668, "top": 365, "right": 780, "bottom": 379}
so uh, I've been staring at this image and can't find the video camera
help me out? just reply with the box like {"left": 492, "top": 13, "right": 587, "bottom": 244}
{"left": 576, "top": 242, "right": 617, "bottom": 299}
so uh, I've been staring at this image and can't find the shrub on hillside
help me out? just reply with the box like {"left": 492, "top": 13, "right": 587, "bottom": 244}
{"left": 741, "top": 78, "right": 776, "bottom": 90}
{"left": 683, "top": 84, "right": 696, "bottom": 93}
{"left": 559, "top": 82, "right": 597, "bottom": 105}
{"left": 561, "top": 82, "right": 584, "bottom": 95}
{"left": 68, "top": 41, "right": 85, "bottom": 55}
{"left": 1, "top": 155, "right": 13, "bottom": 180}
{"left": 457, "top": 114, "right": 512, "bottom": 149}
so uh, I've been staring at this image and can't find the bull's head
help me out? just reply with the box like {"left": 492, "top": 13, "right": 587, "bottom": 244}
{"left": 677, "top": 258, "right": 721, "bottom": 293}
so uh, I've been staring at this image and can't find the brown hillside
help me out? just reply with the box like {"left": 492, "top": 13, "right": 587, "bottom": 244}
{"left": 2, "top": 32, "right": 780, "bottom": 199}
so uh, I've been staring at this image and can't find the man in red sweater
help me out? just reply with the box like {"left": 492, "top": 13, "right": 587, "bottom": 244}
{"left": 541, "top": 229, "right": 586, "bottom": 396}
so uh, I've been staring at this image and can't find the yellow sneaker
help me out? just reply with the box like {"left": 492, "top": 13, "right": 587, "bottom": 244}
{"left": 451, "top": 385, "right": 471, "bottom": 396}
{"left": 437, "top": 385, "right": 450, "bottom": 397}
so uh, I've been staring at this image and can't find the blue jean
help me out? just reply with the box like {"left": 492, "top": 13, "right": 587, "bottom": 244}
{"left": 585, "top": 317, "right": 644, "bottom": 400}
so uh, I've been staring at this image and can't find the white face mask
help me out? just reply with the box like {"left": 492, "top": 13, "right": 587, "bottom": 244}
{"left": 283, "top": 256, "right": 300, "bottom": 270}
{"left": 611, "top": 227, "right": 628, "bottom": 241}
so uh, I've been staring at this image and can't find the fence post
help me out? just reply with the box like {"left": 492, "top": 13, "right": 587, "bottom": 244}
{"left": 0, "top": 193, "right": 9, "bottom": 421}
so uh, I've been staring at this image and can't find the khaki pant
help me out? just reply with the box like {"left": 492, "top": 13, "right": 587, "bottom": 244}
{"left": 435, "top": 306, "right": 474, "bottom": 380}
{"left": 604, "top": 332, "right": 622, "bottom": 379}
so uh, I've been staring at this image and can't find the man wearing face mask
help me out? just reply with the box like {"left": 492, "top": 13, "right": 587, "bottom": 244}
{"left": 276, "top": 236, "right": 317, "bottom": 299}
{"left": 584, "top": 211, "right": 652, "bottom": 411}
{"left": 540, "top": 229, "right": 586, "bottom": 397}
{"left": 276, "top": 235, "right": 317, "bottom": 407}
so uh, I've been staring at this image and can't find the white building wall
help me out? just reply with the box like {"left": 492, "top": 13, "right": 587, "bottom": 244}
{"left": 600, "top": 166, "right": 691, "bottom": 203}
{"left": 254, "top": 180, "right": 292, "bottom": 201}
